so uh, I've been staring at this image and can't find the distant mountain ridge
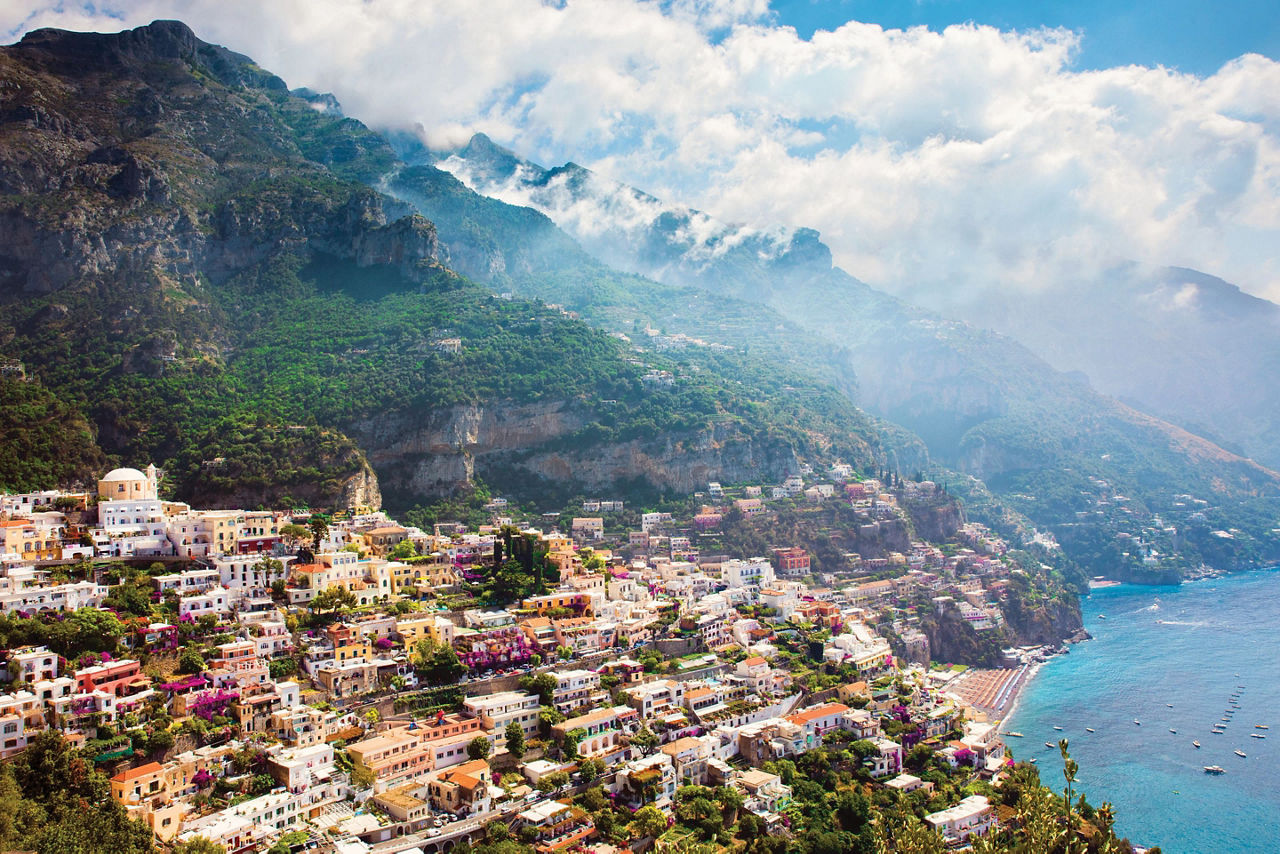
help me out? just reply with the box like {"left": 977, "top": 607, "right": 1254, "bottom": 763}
{"left": 411, "top": 131, "right": 1280, "bottom": 573}
{"left": 439, "top": 133, "right": 1280, "bottom": 472}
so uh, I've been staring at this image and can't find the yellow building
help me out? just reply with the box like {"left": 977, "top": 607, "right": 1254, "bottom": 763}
{"left": 0, "top": 520, "right": 61, "bottom": 560}
{"left": 97, "top": 465, "right": 159, "bottom": 500}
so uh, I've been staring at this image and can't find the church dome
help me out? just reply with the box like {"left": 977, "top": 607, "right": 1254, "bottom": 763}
{"left": 101, "top": 467, "right": 147, "bottom": 482}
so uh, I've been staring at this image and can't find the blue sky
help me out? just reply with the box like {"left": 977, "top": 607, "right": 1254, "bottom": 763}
{"left": 770, "top": 0, "right": 1280, "bottom": 74}
{"left": 3, "top": 0, "right": 1278, "bottom": 300}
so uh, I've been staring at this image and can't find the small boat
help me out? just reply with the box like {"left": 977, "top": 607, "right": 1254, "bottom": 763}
{"left": 1204, "top": 765, "right": 1226, "bottom": 774}
{"left": 1053, "top": 726, "right": 1063, "bottom": 731}
{"left": 1256, "top": 725, "right": 1269, "bottom": 730}
{"left": 1193, "top": 741, "right": 1201, "bottom": 748}
{"left": 1086, "top": 728, "right": 1096, "bottom": 733}
{"left": 1167, "top": 703, "right": 1173, "bottom": 708}
{"left": 1006, "top": 731, "right": 1025, "bottom": 737}
{"left": 1045, "top": 742, "right": 1054, "bottom": 748}
{"left": 1098, "top": 614, "right": 1107, "bottom": 620}
{"left": 1251, "top": 733, "right": 1265, "bottom": 739}
{"left": 1221, "top": 718, "right": 1231, "bottom": 723}
{"left": 1133, "top": 719, "right": 1141, "bottom": 726}
{"left": 1169, "top": 728, "right": 1177, "bottom": 734}
{"left": 1235, "top": 750, "right": 1247, "bottom": 758}
{"left": 1028, "top": 757, "right": 1037, "bottom": 763}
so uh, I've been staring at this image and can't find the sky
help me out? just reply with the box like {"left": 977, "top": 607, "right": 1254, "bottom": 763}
{"left": 2, "top": 0, "right": 1278, "bottom": 303}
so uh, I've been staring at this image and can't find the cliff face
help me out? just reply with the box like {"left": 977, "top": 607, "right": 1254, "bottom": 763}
{"left": 0, "top": 21, "right": 888, "bottom": 512}
{"left": 349, "top": 400, "right": 802, "bottom": 500}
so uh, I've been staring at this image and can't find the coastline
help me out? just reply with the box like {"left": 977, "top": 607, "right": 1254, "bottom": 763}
{"left": 998, "top": 659, "right": 1045, "bottom": 730}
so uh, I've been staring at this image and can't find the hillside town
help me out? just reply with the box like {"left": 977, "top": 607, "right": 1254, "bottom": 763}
{"left": 0, "top": 464, "right": 1083, "bottom": 853}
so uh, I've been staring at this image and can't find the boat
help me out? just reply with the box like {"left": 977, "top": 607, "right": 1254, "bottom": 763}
{"left": 1251, "top": 733, "right": 1266, "bottom": 739}
{"left": 1235, "top": 750, "right": 1247, "bottom": 758}
{"left": 1098, "top": 614, "right": 1107, "bottom": 620}
{"left": 1169, "top": 729, "right": 1177, "bottom": 734}
{"left": 1257, "top": 725, "right": 1269, "bottom": 730}
{"left": 1006, "top": 731, "right": 1025, "bottom": 737}
{"left": 1086, "top": 728, "right": 1096, "bottom": 733}
{"left": 1193, "top": 741, "right": 1201, "bottom": 748}
{"left": 1029, "top": 757, "right": 1037, "bottom": 763}
{"left": 1045, "top": 742, "right": 1054, "bottom": 748}
{"left": 1053, "top": 726, "right": 1063, "bottom": 731}
{"left": 1166, "top": 703, "right": 1173, "bottom": 708}
{"left": 1133, "top": 719, "right": 1141, "bottom": 726}
{"left": 1204, "top": 765, "right": 1226, "bottom": 774}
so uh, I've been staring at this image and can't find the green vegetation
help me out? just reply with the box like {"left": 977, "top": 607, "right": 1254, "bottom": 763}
{"left": 0, "top": 377, "right": 108, "bottom": 491}
{"left": 0, "top": 730, "right": 154, "bottom": 853}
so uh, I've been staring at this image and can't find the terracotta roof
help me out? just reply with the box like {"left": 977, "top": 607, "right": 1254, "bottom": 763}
{"left": 742, "top": 656, "right": 767, "bottom": 667}
{"left": 786, "top": 703, "right": 850, "bottom": 725}
{"left": 111, "top": 761, "right": 164, "bottom": 783}
{"left": 293, "top": 563, "right": 325, "bottom": 573}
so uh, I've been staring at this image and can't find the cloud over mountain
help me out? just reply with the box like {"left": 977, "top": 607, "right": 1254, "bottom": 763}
{"left": 4, "top": 0, "right": 1278, "bottom": 301}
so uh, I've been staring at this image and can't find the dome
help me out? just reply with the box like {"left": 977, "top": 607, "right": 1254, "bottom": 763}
{"left": 102, "top": 467, "right": 147, "bottom": 482}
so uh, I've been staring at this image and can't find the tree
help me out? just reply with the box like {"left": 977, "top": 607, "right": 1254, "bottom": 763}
{"left": 556, "top": 645, "right": 574, "bottom": 661}
{"left": 178, "top": 647, "right": 206, "bottom": 675}
{"left": 530, "top": 672, "right": 558, "bottom": 705}
{"left": 307, "top": 516, "right": 330, "bottom": 551}
{"left": 173, "top": 837, "right": 226, "bottom": 854}
{"left": 630, "top": 724, "right": 658, "bottom": 754}
{"left": 630, "top": 804, "right": 668, "bottom": 839}
{"left": 388, "top": 539, "right": 417, "bottom": 560}
{"left": 738, "top": 812, "right": 764, "bottom": 841}
{"left": 147, "top": 729, "right": 175, "bottom": 755}
{"left": 279, "top": 523, "right": 309, "bottom": 549}
{"left": 466, "top": 736, "right": 491, "bottom": 761}
{"left": 422, "top": 643, "right": 465, "bottom": 685}
{"left": 538, "top": 707, "right": 565, "bottom": 738}
{"left": 312, "top": 585, "right": 357, "bottom": 615}
{"left": 1059, "top": 738, "right": 1079, "bottom": 836}
{"left": 578, "top": 757, "right": 605, "bottom": 784}
{"left": 253, "top": 557, "right": 284, "bottom": 584}
{"left": 505, "top": 722, "right": 526, "bottom": 759}
{"left": 562, "top": 727, "right": 587, "bottom": 760}
{"left": 836, "top": 789, "right": 870, "bottom": 832}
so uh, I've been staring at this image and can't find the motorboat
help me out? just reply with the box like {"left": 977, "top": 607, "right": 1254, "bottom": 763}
{"left": 1204, "top": 765, "right": 1226, "bottom": 774}
{"left": 1235, "top": 750, "right": 1247, "bottom": 758}
{"left": 1193, "top": 741, "right": 1201, "bottom": 748}
{"left": 1086, "top": 728, "right": 1096, "bottom": 733}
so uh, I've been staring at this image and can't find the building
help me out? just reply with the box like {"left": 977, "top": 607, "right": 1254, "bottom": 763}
{"left": 428, "top": 758, "right": 493, "bottom": 816}
{"left": 462, "top": 691, "right": 541, "bottom": 746}
{"left": 517, "top": 800, "right": 595, "bottom": 854}
{"left": 550, "top": 706, "right": 639, "bottom": 761}
{"left": 924, "top": 795, "right": 997, "bottom": 844}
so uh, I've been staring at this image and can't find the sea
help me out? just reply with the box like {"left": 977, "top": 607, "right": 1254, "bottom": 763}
{"left": 1004, "top": 568, "right": 1280, "bottom": 853}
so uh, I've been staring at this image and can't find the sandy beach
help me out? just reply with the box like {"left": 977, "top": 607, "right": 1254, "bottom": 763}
{"left": 947, "top": 662, "right": 1044, "bottom": 723}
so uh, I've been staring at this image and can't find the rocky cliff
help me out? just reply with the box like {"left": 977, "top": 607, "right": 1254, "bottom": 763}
{"left": 0, "top": 21, "right": 881, "bottom": 510}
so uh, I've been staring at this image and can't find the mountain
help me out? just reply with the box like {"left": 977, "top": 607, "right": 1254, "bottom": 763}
{"left": 0, "top": 20, "right": 895, "bottom": 511}
{"left": 908, "top": 263, "right": 1280, "bottom": 469}
{"left": 407, "top": 132, "right": 1280, "bottom": 574}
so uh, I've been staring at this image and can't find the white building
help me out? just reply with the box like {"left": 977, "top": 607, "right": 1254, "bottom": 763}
{"left": 925, "top": 795, "right": 997, "bottom": 844}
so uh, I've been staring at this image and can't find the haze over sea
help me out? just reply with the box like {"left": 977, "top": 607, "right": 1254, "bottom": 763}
{"left": 1006, "top": 569, "right": 1280, "bottom": 852}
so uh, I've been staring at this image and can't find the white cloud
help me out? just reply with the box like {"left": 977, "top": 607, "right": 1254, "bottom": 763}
{"left": 3, "top": 1, "right": 1278, "bottom": 301}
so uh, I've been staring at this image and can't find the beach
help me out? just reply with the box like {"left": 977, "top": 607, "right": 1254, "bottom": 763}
{"left": 944, "top": 661, "right": 1042, "bottom": 723}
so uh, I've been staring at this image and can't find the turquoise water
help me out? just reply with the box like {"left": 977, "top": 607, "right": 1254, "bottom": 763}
{"left": 1005, "top": 569, "right": 1280, "bottom": 853}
